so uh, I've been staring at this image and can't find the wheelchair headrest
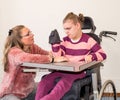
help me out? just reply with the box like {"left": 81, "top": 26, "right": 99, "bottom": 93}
{"left": 82, "top": 16, "right": 101, "bottom": 44}
{"left": 82, "top": 16, "right": 96, "bottom": 34}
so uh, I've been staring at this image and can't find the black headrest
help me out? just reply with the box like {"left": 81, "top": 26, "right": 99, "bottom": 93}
{"left": 82, "top": 16, "right": 101, "bottom": 44}
{"left": 82, "top": 16, "right": 96, "bottom": 33}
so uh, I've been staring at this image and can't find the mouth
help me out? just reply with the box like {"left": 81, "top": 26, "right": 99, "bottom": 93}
{"left": 31, "top": 38, "right": 34, "bottom": 42}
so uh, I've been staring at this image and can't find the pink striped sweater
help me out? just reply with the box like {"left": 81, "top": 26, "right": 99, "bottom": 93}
{"left": 52, "top": 33, "right": 106, "bottom": 62}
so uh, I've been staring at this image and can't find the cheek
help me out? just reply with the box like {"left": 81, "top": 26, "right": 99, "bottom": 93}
{"left": 21, "top": 38, "right": 25, "bottom": 43}
{"left": 26, "top": 39, "right": 34, "bottom": 45}
{"left": 21, "top": 38, "right": 29, "bottom": 45}
{"left": 70, "top": 35, "right": 75, "bottom": 39}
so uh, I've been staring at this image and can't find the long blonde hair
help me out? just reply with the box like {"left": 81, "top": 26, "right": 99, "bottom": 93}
{"left": 3, "top": 25, "right": 25, "bottom": 72}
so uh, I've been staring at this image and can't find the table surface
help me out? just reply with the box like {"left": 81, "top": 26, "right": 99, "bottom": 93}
{"left": 22, "top": 61, "right": 101, "bottom": 72}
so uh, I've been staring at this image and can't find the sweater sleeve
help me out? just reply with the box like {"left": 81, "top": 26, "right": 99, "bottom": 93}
{"left": 88, "top": 37, "right": 107, "bottom": 61}
{"left": 8, "top": 47, "right": 51, "bottom": 66}
{"left": 31, "top": 44, "right": 49, "bottom": 55}
{"left": 51, "top": 41, "right": 66, "bottom": 57}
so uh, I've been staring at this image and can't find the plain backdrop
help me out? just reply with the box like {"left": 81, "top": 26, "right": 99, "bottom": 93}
{"left": 0, "top": 0, "right": 120, "bottom": 92}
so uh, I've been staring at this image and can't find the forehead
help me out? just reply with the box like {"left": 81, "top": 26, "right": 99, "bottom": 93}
{"left": 21, "top": 27, "right": 29, "bottom": 31}
{"left": 21, "top": 27, "right": 29, "bottom": 35}
{"left": 63, "top": 19, "right": 74, "bottom": 27}
{"left": 21, "top": 27, "right": 29, "bottom": 34}
{"left": 64, "top": 19, "right": 74, "bottom": 24}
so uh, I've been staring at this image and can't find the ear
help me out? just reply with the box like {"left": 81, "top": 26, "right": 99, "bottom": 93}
{"left": 76, "top": 22, "right": 81, "bottom": 29}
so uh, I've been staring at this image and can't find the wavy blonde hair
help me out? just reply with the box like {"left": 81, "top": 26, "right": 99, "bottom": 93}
{"left": 3, "top": 25, "right": 25, "bottom": 72}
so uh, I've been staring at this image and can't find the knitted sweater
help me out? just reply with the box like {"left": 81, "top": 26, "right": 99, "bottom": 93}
{"left": 0, "top": 44, "right": 50, "bottom": 98}
{"left": 52, "top": 33, "right": 106, "bottom": 62}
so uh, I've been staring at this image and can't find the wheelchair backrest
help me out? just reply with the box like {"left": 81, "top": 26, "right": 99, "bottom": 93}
{"left": 82, "top": 16, "right": 101, "bottom": 44}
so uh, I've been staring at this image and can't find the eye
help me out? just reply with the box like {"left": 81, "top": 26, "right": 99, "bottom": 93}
{"left": 22, "top": 31, "right": 32, "bottom": 37}
{"left": 25, "top": 33, "right": 30, "bottom": 36}
{"left": 65, "top": 27, "right": 71, "bottom": 31}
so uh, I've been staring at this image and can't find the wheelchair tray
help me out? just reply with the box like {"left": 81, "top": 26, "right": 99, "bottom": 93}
{"left": 22, "top": 61, "right": 101, "bottom": 72}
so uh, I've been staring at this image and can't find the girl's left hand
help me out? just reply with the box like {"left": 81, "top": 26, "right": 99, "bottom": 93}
{"left": 85, "top": 55, "right": 92, "bottom": 63}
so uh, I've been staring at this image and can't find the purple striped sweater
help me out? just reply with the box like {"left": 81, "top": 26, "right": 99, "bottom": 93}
{"left": 52, "top": 33, "right": 106, "bottom": 62}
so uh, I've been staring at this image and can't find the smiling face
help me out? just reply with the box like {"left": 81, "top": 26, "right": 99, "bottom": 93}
{"left": 20, "top": 27, "right": 34, "bottom": 46}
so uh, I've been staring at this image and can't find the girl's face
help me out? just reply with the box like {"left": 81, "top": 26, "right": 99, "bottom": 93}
{"left": 63, "top": 19, "right": 81, "bottom": 40}
{"left": 20, "top": 27, "right": 34, "bottom": 46}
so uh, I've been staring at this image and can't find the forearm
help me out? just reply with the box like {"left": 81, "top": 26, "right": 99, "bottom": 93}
{"left": 9, "top": 51, "right": 51, "bottom": 66}
{"left": 51, "top": 44, "right": 63, "bottom": 57}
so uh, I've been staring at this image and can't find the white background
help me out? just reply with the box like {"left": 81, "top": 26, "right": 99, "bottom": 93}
{"left": 0, "top": 0, "right": 120, "bottom": 92}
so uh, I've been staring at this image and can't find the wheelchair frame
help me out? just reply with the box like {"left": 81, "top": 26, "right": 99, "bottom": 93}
{"left": 82, "top": 16, "right": 117, "bottom": 100}
{"left": 92, "top": 72, "right": 117, "bottom": 100}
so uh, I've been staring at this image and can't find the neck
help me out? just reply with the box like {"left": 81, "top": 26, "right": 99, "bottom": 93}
{"left": 73, "top": 30, "right": 82, "bottom": 40}
{"left": 23, "top": 46, "right": 30, "bottom": 52}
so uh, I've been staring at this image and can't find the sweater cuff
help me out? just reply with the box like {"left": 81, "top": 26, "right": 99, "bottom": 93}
{"left": 91, "top": 54, "right": 97, "bottom": 61}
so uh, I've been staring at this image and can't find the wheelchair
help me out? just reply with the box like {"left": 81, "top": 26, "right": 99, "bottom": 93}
{"left": 42, "top": 16, "right": 117, "bottom": 100}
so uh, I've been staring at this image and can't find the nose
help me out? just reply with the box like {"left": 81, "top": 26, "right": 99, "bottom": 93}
{"left": 66, "top": 31, "right": 70, "bottom": 36}
{"left": 65, "top": 30, "right": 68, "bottom": 34}
{"left": 30, "top": 33, "right": 34, "bottom": 37}
{"left": 32, "top": 33, "right": 34, "bottom": 36}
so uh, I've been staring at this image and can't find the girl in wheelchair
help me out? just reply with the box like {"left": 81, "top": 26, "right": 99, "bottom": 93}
{"left": 35, "top": 12, "right": 107, "bottom": 100}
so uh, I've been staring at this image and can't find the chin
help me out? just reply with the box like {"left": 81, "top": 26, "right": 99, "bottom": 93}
{"left": 68, "top": 36, "right": 72, "bottom": 39}
{"left": 32, "top": 40, "right": 34, "bottom": 44}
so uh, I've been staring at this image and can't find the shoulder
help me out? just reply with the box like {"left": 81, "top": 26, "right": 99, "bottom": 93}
{"left": 80, "top": 33, "right": 91, "bottom": 42}
{"left": 63, "top": 36, "right": 70, "bottom": 42}
{"left": 8, "top": 47, "right": 24, "bottom": 59}
{"left": 82, "top": 33, "right": 91, "bottom": 38}
{"left": 9, "top": 47, "right": 23, "bottom": 54}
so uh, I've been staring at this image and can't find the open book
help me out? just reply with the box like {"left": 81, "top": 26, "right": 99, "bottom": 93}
{"left": 22, "top": 61, "right": 101, "bottom": 72}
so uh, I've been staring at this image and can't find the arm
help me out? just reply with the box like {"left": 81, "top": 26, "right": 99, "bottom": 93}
{"left": 8, "top": 47, "right": 51, "bottom": 66}
{"left": 9, "top": 46, "right": 68, "bottom": 66}
{"left": 51, "top": 41, "right": 66, "bottom": 57}
{"left": 31, "top": 44, "right": 49, "bottom": 55}
{"left": 49, "top": 29, "right": 65, "bottom": 57}
{"left": 85, "top": 37, "right": 107, "bottom": 62}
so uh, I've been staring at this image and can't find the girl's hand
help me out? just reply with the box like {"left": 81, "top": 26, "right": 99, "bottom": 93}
{"left": 85, "top": 55, "right": 92, "bottom": 63}
{"left": 54, "top": 56, "right": 69, "bottom": 63}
